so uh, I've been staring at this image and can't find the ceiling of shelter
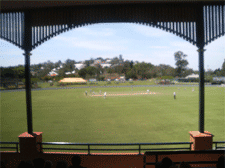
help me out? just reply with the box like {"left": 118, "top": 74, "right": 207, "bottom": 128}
{"left": 1, "top": 0, "right": 223, "bottom": 12}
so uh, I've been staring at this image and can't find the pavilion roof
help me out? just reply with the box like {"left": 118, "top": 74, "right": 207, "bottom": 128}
{"left": 1, "top": 0, "right": 223, "bottom": 13}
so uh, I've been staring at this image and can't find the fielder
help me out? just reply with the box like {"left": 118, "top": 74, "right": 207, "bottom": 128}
{"left": 192, "top": 88, "right": 194, "bottom": 92}
{"left": 104, "top": 92, "right": 106, "bottom": 99}
{"left": 147, "top": 89, "right": 149, "bottom": 93}
{"left": 173, "top": 92, "right": 176, "bottom": 99}
{"left": 85, "top": 91, "right": 87, "bottom": 96}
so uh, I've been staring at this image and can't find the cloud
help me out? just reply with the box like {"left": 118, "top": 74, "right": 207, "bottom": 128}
{"left": 1, "top": 49, "right": 23, "bottom": 56}
{"left": 148, "top": 46, "right": 169, "bottom": 49}
{"left": 71, "top": 27, "right": 115, "bottom": 37}
{"left": 131, "top": 24, "right": 172, "bottom": 37}
{"left": 53, "top": 36, "right": 127, "bottom": 51}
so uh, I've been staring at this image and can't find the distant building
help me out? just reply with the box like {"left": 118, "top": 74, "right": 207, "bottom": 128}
{"left": 74, "top": 63, "right": 86, "bottom": 70}
{"left": 105, "top": 59, "right": 111, "bottom": 63}
{"left": 101, "top": 63, "right": 111, "bottom": 68}
{"left": 48, "top": 71, "right": 58, "bottom": 76}
{"left": 65, "top": 72, "right": 71, "bottom": 75}
{"left": 89, "top": 78, "right": 97, "bottom": 82}
{"left": 213, "top": 76, "right": 225, "bottom": 82}
{"left": 119, "top": 76, "right": 125, "bottom": 82}
{"left": 94, "top": 59, "right": 102, "bottom": 64}
{"left": 111, "top": 63, "right": 120, "bottom": 68}
{"left": 50, "top": 74, "right": 58, "bottom": 77}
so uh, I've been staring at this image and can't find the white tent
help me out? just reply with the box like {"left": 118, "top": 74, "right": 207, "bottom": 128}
{"left": 185, "top": 73, "right": 199, "bottom": 79}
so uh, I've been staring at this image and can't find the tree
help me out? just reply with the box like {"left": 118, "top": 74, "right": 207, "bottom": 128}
{"left": 183, "top": 68, "right": 194, "bottom": 77}
{"left": 114, "top": 65, "right": 123, "bottom": 75}
{"left": 106, "top": 68, "right": 114, "bottom": 74}
{"left": 122, "top": 61, "right": 131, "bottom": 74}
{"left": 55, "top": 60, "right": 62, "bottom": 68}
{"left": 174, "top": 51, "right": 189, "bottom": 77}
{"left": 214, "top": 68, "right": 221, "bottom": 76}
{"left": 1, "top": 67, "right": 15, "bottom": 78}
{"left": 95, "top": 64, "right": 103, "bottom": 78}
{"left": 13, "top": 66, "right": 25, "bottom": 78}
{"left": 125, "top": 69, "right": 137, "bottom": 80}
{"left": 86, "top": 66, "right": 97, "bottom": 77}
{"left": 78, "top": 68, "right": 87, "bottom": 79}
{"left": 111, "top": 57, "right": 120, "bottom": 65}
{"left": 64, "top": 59, "right": 75, "bottom": 72}
{"left": 130, "top": 60, "right": 134, "bottom": 69}
{"left": 221, "top": 59, "right": 225, "bottom": 76}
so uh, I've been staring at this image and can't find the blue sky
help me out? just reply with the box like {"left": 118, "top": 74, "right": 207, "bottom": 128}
{"left": 1, "top": 23, "right": 224, "bottom": 71}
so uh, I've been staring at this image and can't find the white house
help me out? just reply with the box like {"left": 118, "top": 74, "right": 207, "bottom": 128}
{"left": 105, "top": 59, "right": 111, "bottom": 63}
{"left": 48, "top": 72, "right": 58, "bottom": 76}
{"left": 213, "top": 76, "right": 225, "bottom": 82}
{"left": 94, "top": 59, "right": 102, "bottom": 64}
{"left": 101, "top": 63, "right": 111, "bottom": 68}
{"left": 65, "top": 72, "right": 71, "bottom": 75}
{"left": 74, "top": 63, "right": 86, "bottom": 70}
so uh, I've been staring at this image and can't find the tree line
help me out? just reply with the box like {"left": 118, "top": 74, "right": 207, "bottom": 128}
{"left": 1, "top": 52, "right": 225, "bottom": 83}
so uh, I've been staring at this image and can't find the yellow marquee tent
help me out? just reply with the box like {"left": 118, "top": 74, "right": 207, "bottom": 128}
{"left": 59, "top": 78, "right": 87, "bottom": 83}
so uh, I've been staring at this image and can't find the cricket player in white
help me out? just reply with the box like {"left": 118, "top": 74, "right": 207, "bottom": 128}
{"left": 104, "top": 92, "right": 106, "bottom": 99}
{"left": 173, "top": 92, "right": 176, "bottom": 99}
{"left": 147, "top": 90, "right": 149, "bottom": 93}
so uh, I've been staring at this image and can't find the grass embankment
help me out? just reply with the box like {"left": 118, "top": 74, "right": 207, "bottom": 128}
{"left": 1, "top": 86, "right": 224, "bottom": 153}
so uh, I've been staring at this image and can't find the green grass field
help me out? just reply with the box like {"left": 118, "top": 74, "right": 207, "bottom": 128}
{"left": 36, "top": 79, "right": 201, "bottom": 89}
{"left": 1, "top": 86, "right": 224, "bottom": 153}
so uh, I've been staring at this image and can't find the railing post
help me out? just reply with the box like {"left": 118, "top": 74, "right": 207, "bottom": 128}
{"left": 18, "top": 132, "right": 43, "bottom": 157}
{"left": 16, "top": 143, "right": 18, "bottom": 153}
{"left": 215, "top": 142, "right": 217, "bottom": 150}
{"left": 88, "top": 144, "right": 90, "bottom": 155}
{"left": 40, "top": 142, "right": 43, "bottom": 153}
{"left": 139, "top": 145, "right": 141, "bottom": 155}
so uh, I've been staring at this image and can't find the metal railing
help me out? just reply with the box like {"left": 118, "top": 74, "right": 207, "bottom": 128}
{"left": 1, "top": 141, "right": 224, "bottom": 154}
{"left": 213, "top": 141, "right": 225, "bottom": 150}
{"left": 0, "top": 142, "right": 19, "bottom": 153}
{"left": 143, "top": 150, "right": 225, "bottom": 168}
{"left": 36, "top": 142, "right": 193, "bottom": 155}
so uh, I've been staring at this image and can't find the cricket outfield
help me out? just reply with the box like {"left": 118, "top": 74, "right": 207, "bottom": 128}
{"left": 1, "top": 86, "right": 224, "bottom": 153}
